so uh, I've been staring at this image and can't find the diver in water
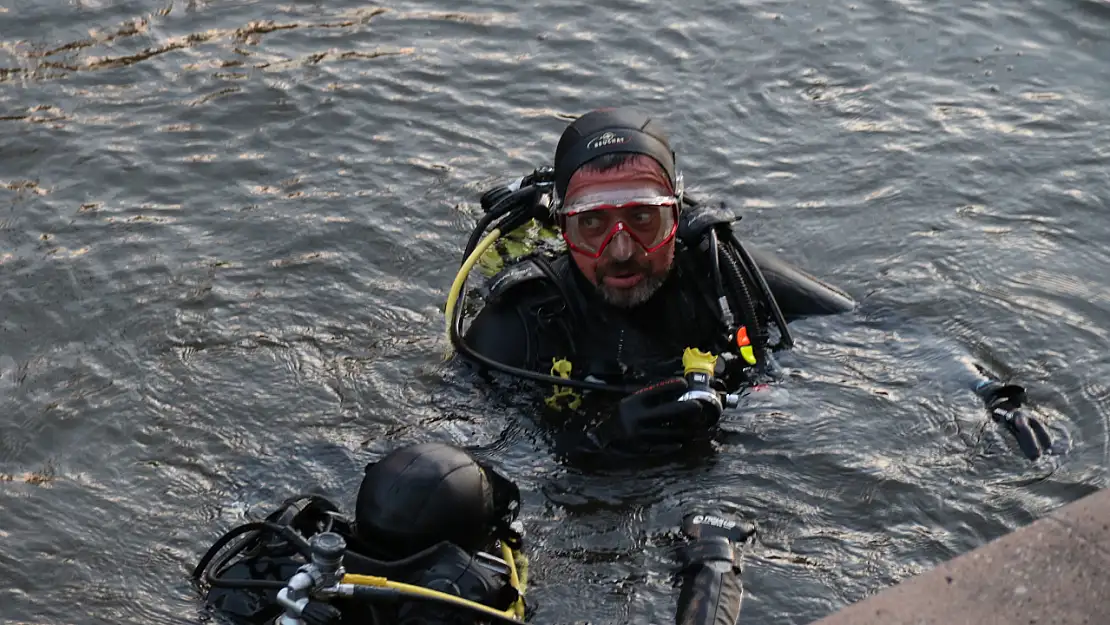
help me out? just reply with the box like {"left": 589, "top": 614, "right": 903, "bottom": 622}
{"left": 193, "top": 442, "right": 753, "bottom": 625}
{"left": 444, "top": 106, "right": 1056, "bottom": 462}
{"left": 446, "top": 107, "right": 854, "bottom": 455}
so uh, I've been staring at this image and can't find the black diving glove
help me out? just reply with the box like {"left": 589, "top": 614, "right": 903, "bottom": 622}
{"left": 674, "top": 513, "right": 755, "bottom": 625}
{"left": 588, "top": 378, "right": 723, "bottom": 451}
{"left": 299, "top": 601, "right": 342, "bottom": 625}
{"left": 974, "top": 380, "right": 1053, "bottom": 461}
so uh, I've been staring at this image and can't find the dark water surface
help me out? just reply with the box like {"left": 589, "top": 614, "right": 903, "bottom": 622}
{"left": 3, "top": 0, "right": 1110, "bottom": 623}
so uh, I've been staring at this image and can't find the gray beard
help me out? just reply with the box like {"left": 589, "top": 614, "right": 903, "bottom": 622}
{"left": 596, "top": 268, "right": 670, "bottom": 308}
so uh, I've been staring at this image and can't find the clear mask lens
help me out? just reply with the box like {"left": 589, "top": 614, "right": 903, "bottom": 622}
{"left": 562, "top": 197, "right": 678, "bottom": 257}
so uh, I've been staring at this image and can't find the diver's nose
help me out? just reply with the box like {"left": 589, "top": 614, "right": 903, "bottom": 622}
{"left": 604, "top": 229, "right": 637, "bottom": 262}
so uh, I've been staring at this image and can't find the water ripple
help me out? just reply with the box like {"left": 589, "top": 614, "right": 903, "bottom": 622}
{"left": 3, "top": 0, "right": 1110, "bottom": 624}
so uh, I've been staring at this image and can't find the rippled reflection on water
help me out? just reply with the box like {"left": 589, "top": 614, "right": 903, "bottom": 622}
{"left": 2, "top": 0, "right": 1108, "bottom": 623}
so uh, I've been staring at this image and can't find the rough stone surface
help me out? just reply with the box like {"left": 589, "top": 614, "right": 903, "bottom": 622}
{"left": 1050, "top": 489, "right": 1110, "bottom": 559}
{"left": 808, "top": 488, "right": 1110, "bottom": 625}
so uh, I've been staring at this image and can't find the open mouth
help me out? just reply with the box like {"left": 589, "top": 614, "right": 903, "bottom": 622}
{"left": 602, "top": 271, "right": 645, "bottom": 289}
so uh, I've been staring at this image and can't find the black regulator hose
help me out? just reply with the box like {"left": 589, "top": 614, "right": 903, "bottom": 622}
{"left": 708, "top": 229, "right": 725, "bottom": 305}
{"left": 192, "top": 521, "right": 315, "bottom": 590}
{"left": 462, "top": 185, "right": 539, "bottom": 264}
{"left": 450, "top": 272, "right": 637, "bottom": 396}
{"left": 681, "top": 194, "right": 793, "bottom": 350}
{"left": 718, "top": 238, "right": 767, "bottom": 354}
{"left": 723, "top": 231, "right": 794, "bottom": 350}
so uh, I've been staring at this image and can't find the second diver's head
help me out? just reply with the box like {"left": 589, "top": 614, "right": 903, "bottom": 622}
{"left": 354, "top": 441, "right": 520, "bottom": 559}
{"left": 552, "top": 107, "right": 682, "bottom": 308}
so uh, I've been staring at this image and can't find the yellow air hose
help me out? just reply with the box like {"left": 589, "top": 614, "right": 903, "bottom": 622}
{"left": 341, "top": 573, "right": 519, "bottom": 620}
{"left": 443, "top": 228, "right": 503, "bottom": 360}
{"left": 341, "top": 543, "right": 527, "bottom": 621}
{"left": 501, "top": 543, "right": 527, "bottom": 619}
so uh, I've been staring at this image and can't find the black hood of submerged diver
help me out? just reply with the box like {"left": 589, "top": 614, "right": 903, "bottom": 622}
{"left": 355, "top": 442, "right": 520, "bottom": 559}
{"left": 553, "top": 107, "right": 678, "bottom": 203}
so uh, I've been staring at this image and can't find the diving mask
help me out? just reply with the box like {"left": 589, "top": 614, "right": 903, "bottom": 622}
{"left": 559, "top": 187, "right": 679, "bottom": 258}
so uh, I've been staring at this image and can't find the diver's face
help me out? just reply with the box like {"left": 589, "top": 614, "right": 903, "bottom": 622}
{"left": 567, "top": 220, "right": 675, "bottom": 308}
{"left": 561, "top": 177, "right": 677, "bottom": 308}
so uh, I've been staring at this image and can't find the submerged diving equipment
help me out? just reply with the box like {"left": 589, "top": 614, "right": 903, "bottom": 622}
{"left": 195, "top": 519, "right": 528, "bottom": 625}
{"left": 681, "top": 513, "right": 756, "bottom": 545}
{"left": 267, "top": 531, "right": 525, "bottom": 625}
{"left": 973, "top": 377, "right": 1054, "bottom": 461}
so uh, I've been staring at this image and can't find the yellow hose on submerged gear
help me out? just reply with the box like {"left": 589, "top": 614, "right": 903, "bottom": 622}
{"left": 443, "top": 228, "right": 503, "bottom": 360}
{"left": 513, "top": 549, "right": 529, "bottom": 592}
{"left": 341, "top": 544, "right": 527, "bottom": 622}
{"left": 501, "top": 543, "right": 527, "bottom": 619}
{"left": 341, "top": 573, "right": 522, "bottom": 621}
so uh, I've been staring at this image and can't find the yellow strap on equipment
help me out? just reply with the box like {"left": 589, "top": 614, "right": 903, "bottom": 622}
{"left": 544, "top": 358, "right": 581, "bottom": 411}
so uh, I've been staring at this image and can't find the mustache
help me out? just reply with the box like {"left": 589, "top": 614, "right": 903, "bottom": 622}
{"left": 597, "top": 259, "right": 650, "bottom": 276}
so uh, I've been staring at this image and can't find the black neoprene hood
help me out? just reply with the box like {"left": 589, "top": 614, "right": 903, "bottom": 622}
{"left": 552, "top": 107, "right": 677, "bottom": 201}
{"left": 355, "top": 442, "right": 496, "bottom": 557}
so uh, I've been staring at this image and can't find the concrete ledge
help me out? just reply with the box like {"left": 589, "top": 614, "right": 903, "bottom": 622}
{"left": 808, "top": 487, "right": 1110, "bottom": 625}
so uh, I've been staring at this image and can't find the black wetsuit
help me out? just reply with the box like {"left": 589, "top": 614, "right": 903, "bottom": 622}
{"left": 467, "top": 247, "right": 735, "bottom": 386}
{"left": 465, "top": 204, "right": 854, "bottom": 388}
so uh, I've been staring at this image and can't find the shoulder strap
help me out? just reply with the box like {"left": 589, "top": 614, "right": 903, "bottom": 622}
{"left": 483, "top": 254, "right": 584, "bottom": 352}
{"left": 677, "top": 196, "right": 741, "bottom": 247}
{"left": 485, "top": 256, "right": 552, "bottom": 304}
{"left": 264, "top": 493, "right": 354, "bottom": 540}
